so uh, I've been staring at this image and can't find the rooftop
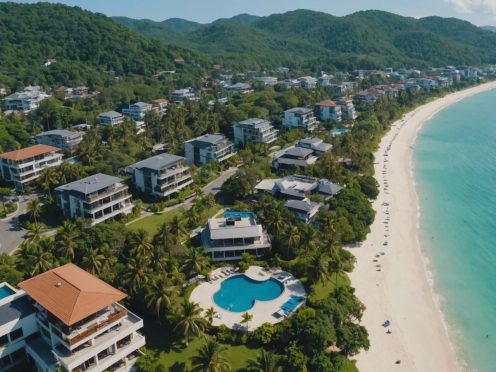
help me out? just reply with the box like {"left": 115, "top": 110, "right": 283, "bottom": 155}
{"left": 236, "top": 118, "right": 272, "bottom": 128}
{"left": 0, "top": 144, "right": 61, "bottom": 161}
{"left": 187, "top": 133, "right": 229, "bottom": 147}
{"left": 316, "top": 100, "right": 337, "bottom": 107}
{"left": 35, "top": 129, "right": 84, "bottom": 140}
{"left": 281, "top": 147, "right": 314, "bottom": 158}
{"left": 19, "top": 263, "right": 127, "bottom": 326}
{"left": 55, "top": 173, "right": 123, "bottom": 195}
{"left": 0, "top": 295, "right": 36, "bottom": 325}
{"left": 207, "top": 214, "right": 263, "bottom": 240}
{"left": 285, "top": 198, "right": 322, "bottom": 213}
{"left": 98, "top": 111, "right": 123, "bottom": 118}
{"left": 129, "top": 153, "right": 185, "bottom": 171}
{"left": 285, "top": 107, "right": 312, "bottom": 115}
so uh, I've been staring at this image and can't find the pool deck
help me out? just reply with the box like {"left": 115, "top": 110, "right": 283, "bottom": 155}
{"left": 189, "top": 266, "right": 306, "bottom": 330}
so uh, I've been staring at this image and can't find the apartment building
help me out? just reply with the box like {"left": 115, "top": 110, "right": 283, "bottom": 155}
{"left": 334, "top": 96, "right": 358, "bottom": 120}
{"left": 122, "top": 102, "right": 152, "bottom": 121}
{"left": 55, "top": 174, "right": 134, "bottom": 226}
{"left": 171, "top": 88, "right": 197, "bottom": 103}
{"left": 97, "top": 111, "right": 125, "bottom": 127}
{"left": 315, "top": 100, "right": 342, "bottom": 122}
{"left": 0, "top": 144, "right": 63, "bottom": 191}
{"left": 233, "top": 118, "right": 278, "bottom": 146}
{"left": 33, "top": 130, "right": 85, "bottom": 152}
{"left": 184, "top": 134, "right": 235, "bottom": 166}
{"left": 282, "top": 108, "right": 318, "bottom": 132}
{"left": 201, "top": 211, "right": 271, "bottom": 261}
{"left": 3, "top": 86, "right": 49, "bottom": 112}
{"left": 6, "top": 263, "right": 145, "bottom": 372}
{"left": 128, "top": 154, "right": 193, "bottom": 199}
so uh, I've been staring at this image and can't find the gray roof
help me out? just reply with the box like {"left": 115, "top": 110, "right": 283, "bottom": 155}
{"left": 236, "top": 118, "right": 272, "bottom": 128}
{"left": 55, "top": 173, "right": 123, "bottom": 195}
{"left": 207, "top": 218, "right": 263, "bottom": 240}
{"left": 187, "top": 133, "right": 230, "bottom": 147}
{"left": 285, "top": 199, "right": 321, "bottom": 213}
{"left": 98, "top": 110, "right": 123, "bottom": 118}
{"left": 131, "top": 102, "right": 151, "bottom": 108}
{"left": 0, "top": 295, "right": 36, "bottom": 324}
{"left": 298, "top": 137, "right": 322, "bottom": 146}
{"left": 286, "top": 107, "right": 312, "bottom": 115}
{"left": 318, "top": 180, "right": 342, "bottom": 195}
{"left": 35, "top": 129, "right": 84, "bottom": 140}
{"left": 282, "top": 147, "right": 314, "bottom": 158}
{"left": 129, "top": 154, "right": 185, "bottom": 171}
{"left": 314, "top": 143, "right": 333, "bottom": 152}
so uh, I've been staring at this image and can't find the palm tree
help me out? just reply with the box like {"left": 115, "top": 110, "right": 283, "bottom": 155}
{"left": 124, "top": 257, "right": 150, "bottom": 294}
{"left": 0, "top": 187, "right": 13, "bottom": 212}
{"left": 39, "top": 167, "right": 58, "bottom": 197}
{"left": 145, "top": 275, "right": 178, "bottom": 320}
{"left": 26, "top": 222, "right": 45, "bottom": 242}
{"left": 27, "top": 240, "right": 54, "bottom": 276}
{"left": 205, "top": 307, "right": 215, "bottom": 326}
{"left": 82, "top": 248, "right": 105, "bottom": 275}
{"left": 169, "top": 215, "right": 187, "bottom": 245}
{"left": 100, "top": 243, "right": 118, "bottom": 271}
{"left": 307, "top": 251, "right": 329, "bottom": 285}
{"left": 174, "top": 299, "right": 206, "bottom": 346}
{"left": 266, "top": 210, "right": 285, "bottom": 236}
{"left": 185, "top": 207, "right": 201, "bottom": 228}
{"left": 284, "top": 226, "right": 301, "bottom": 258}
{"left": 247, "top": 350, "right": 281, "bottom": 372}
{"left": 191, "top": 339, "right": 231, "bottom": 372}
{"left": 154, "top": 222, "right": 171, "bottom": 255}
{"left": 240, "top": 312, "right": 253, "bottom": 333}
{"left": 27, "top": 198, "right": 42, "bottom": 224}
{"left": 130, "top": 229, "right": 154, "bottom": 259}
{"left": 328, "top": 256, "right": 345, "bottom": 287}
{"left": 181, "top": 247, "right": 210, "bottom": 277}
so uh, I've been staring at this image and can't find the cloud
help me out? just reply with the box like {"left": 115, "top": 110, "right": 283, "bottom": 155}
{"left": 444, "top": 0, "right": 496, "bottom": 16}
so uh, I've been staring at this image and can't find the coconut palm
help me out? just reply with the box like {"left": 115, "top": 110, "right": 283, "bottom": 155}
{"left": 307, "top": 251, "right": 329, "bottom": 285}
{"left": 39, "top": 167, "right": 58, "bottom": 197}
{"left": 100, "top": 243, "right": 118, "bottom": 271}
{"left": 26, "top": 222, "right": 45, "bottom": 242}
{"left": 169, "top": 215, "right": 187, "bottom": 244}
{"left": 266, "top": 210, "right": 285, "bottom": 236}
{"left": 145, "top": 275, "right": 178, "bottom": 319}
{"left": 56, "top": 233, "right": 77, "bottom": 260}
{"left": 130, "top": 229, "right": 154, "bottom": 259}
{"left": 284, "top": 226, "right": 301, "bottom": 258}
{"left": 82, "top": 248, "right": 105, "bottom": 275}
{"left": 0, "top": 187, "right": 13, "bottom": 212}
{"left": 27, "top": 198, "right": 42, "bottom": 224}
{"left": 205, "top": 307, "right": 215, "bottom": 326}
{"left": 27, "top": 240, "right": 54, "bottom": 276}
{"left": 241, "top": 312, "right": 253, "bottom": 333}
{"left": 247, "top": 350, "right": 281, "bottom": 372}
{"left": 191, "top": 339, "right": 231, "bottom": 372}
{"left": 124, "top": 257, "right": 150, "bottom": 294}
{"left": 181, "top": 247, "right": 210, "bottom": 277}
{"left": 174, "top": 299, "right": 206, "bottom": 346}
{"left": 328, "top": 255, "right": 345, "bottom": 287}
{"left": 154, "top": 222, "right": 171, "bottom": 255}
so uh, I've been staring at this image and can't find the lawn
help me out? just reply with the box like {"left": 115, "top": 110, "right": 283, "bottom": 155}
{"left": 127, "top": 207, "right": 185, "bottom": 235}
{"left": 312, "top": 273, "right": 350, "bottom": 301}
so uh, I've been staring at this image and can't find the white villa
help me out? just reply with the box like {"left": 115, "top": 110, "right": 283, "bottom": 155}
{"left": 184, "top": 134, "right": 235, "bottom": 166}
{"left": 33, "top": 130, "right": 85, "bottom": 152}
{"left": 282, "top": 108, "right": 318, "bottom": 132}
{"left": 315, "top": 100, "right": 342, "bottom": 122}
{"left": 122, "top": 102, "right": 152, "bottom": 121}
{"left": 3, "top": 86, "right": 49, "bottom": 112}
{"left": 97, "top": 111, "right": 125, "bottom": 127}
{"left": 233, "top": 118, "right": 278, "bottom": 146}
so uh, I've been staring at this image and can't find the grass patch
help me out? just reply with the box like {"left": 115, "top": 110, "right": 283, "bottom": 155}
{"left": 127, "top": 207, "right": 186, "bottom": 235}
{"left": 311, "top": 273, "right": 350, "bottom": 301}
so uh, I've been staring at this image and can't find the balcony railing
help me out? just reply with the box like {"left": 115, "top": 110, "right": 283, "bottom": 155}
{"left": 86, "top": 185, "right": 128, "bottom": 203}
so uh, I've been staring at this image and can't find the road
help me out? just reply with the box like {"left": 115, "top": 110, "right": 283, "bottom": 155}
{"left": 0, "top": 195, "right": 34, "bottom": 254}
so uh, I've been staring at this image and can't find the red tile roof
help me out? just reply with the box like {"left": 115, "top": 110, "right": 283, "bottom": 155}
{"left": 316, "top": 100, "right": 337, "bottom": 107}
{"left": 0, "top": 144, "right": 61, "bottom": 161}
{"left": 19, "top": 263, "right": 127, "bottom": 326}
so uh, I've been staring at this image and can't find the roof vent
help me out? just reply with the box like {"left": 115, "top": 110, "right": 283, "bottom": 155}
{"left": 55, "top": 282, "right": 62, "bottom": 288}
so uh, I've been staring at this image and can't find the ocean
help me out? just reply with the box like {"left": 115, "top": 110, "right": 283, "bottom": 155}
{"left": 414, "top": 88, "right": 496, "bottom": 372}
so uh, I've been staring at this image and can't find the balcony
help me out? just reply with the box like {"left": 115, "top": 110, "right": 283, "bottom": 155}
{"left": 86, "top": 184, "right": 128, "bottom": 203}
{"left": 85, "top": 193, "right": 132, "bottom": 214}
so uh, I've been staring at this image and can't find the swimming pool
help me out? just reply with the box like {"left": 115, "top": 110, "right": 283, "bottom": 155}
{"left": 0, "top": 285, "right": 15, "bottom": 300}
{"left": 281, "top": 295, "right": 304, "bottom": 313}
{"left": 213, "top": 275, "right": 284, "bottom": 312}
{"left": 332, "top": 128, "right": 350, "bottom": 137}
{"left": 224, "top": 211, "right": 255, "bottom": 219}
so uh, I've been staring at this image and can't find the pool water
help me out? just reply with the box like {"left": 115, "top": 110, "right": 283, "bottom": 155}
{"left": 223, "top": 211, "right": 255, "bottom": 219}
{"left": 332, "top": 128, "right": 350, "bottom": 136}
{"left": 213, "top": 275, "right": 283, "bottom": 312}
{"left": 281, "top": 295, "right": 304, "bottom": 313}
{"left": 0, "top": 286, "right": 15, "bottom": 300}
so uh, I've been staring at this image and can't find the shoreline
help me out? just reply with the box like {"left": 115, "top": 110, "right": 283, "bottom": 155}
{"left": 348, "top": 81, "right": 496, "bottom": 372}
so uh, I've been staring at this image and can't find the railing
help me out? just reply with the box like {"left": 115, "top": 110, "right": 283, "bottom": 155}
{"left": 86, "top": 185, "right": 128, "bottom": 203}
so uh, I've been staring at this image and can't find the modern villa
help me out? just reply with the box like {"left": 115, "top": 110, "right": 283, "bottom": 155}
{"left": 315, "top": 100, "right": 343, "bottom": 122}
{"left": 122, "top": 102, "right": 152, "bottom": 121}
{"left": 285, "top": 198, "right": 324, "bottom": 223}
{"left": 97, "top": 111, "right": 125, "bottom": 127}
{"left": 128, "top": 154, "right": 193, "bottom": 199}
{"left": 0, "top": 263, "right": 145, "bottom": 372}
{"left": 334, "top": 96, "right": 358, "bottom": 120}
{"left": 297, "top": 137, "right": 332, "bottom": 156}
{"left": 184, "top": 134, "right": 235, "bottom": 166}
{"left": 3, "top": 86, "right": 49, "bottom": 112}
{"left": 201, "top": 211, "right": 271, "bottom": 261}
{"left": 282, "top": 107, "right": 318, "bottom": 132}
{"left": 255, "top": 175, "right": 342, "bottom": 200}
{"left": 33, "top": 130, "right": 85, "bottom": 152}
{"left": 55, "top": 173, "right": 134, "bottom": 226}
{"left": 0, "top": 144, "right": 63, "bottom": 191}
{"left": 233, "top": 118, "right": 278, "bottom": 146}
{"left": 272, "top": 147, "right": 318, "bottom": 171}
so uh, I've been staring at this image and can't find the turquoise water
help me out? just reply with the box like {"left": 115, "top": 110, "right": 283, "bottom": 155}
{"left": 213, "top": 275, "right": 283, "bottom": 312}
{"left": 414, "top": 88, "right": 496, "bottom": 371}
{"left": 332, "top": 127, "right": 350, "bottom": 136}
{"left": 0, "top": 286, "right": 15, "bottom": 299}
{"left": 281, "top": 295, "right": 305, "bottom": 313}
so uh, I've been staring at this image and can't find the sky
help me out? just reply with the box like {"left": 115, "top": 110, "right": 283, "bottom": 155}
{"left": 3, "top": 0, "right": 496, "bottom": 26}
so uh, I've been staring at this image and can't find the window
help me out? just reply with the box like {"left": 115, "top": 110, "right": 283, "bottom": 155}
{"left": 9, "top": 328, "right": 23, "bottom": 341}
{"left": 0, "top": 335, "right": 8, "bottom": 347}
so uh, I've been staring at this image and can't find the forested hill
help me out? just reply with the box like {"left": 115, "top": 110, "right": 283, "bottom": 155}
{"left": 114, "top": 9, "right": 496, "bottom": 70}
{"left": 0, "top": 3, "right": 208, "bottom": 89}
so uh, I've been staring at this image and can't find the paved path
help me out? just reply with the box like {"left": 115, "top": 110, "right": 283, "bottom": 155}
{"left": 0, "top": 195, "right": 35, "bottom": 254}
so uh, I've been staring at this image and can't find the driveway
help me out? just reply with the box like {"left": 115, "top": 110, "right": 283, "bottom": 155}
{"left": 0, "top": 194, "right": 35, "bottom": 254}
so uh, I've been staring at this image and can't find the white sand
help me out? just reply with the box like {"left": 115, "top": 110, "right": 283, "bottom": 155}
{"left": 349, "top": 81, "right": 496, "bottom": 372}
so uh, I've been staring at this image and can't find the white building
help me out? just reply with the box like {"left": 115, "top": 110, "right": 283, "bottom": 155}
{"left": 97, "top": 111, "right": 125, "bottom": 127}
{"left": 33, "top": 130, "right": 85, "bottom": 152}
{"left": 55, "top": 173, "right": 134, "bottom": 226}
{"left": 254, "top": 77, "right": 278, "bottom": 86}
{"left": 0, "top": 144, "right": 63, "bottom": 191}
{"left": 297, "top": 137, "right": 332, "bottom": 157}
{"left": 12, "top": 263, "right": 145, "bottom": 372}
{"left": 255, "top": 175, "right": 342, "bottom": 200}
{"left": 298, "top": 76, "right": 317, "bottom": 89}
{"left": 315, "top": 100, "right": 342, "bottom": 122}
{"left": 128, "top": 154, "right": 193, "bottom": 199}
{"left": 122, "top": 102, "right": 152, "bottom": 121}
{"left": 225, "top": 83, "right": 253, "bottom": 94}
{"left": 201, "top": 211, "right": 271, "bottom": 261}
{"left": 233, "top": 118, "right": 278, "bottom": 146}
{"left": 272, "top": 147, "right": 318, "bottom": 171}
{"left": 282, "top": 108, "right": 318, "bottom": 132}
{"left": 3, "top": 86, "right": 49, "bottom": 112}
{"left": 334, "top": 96, "right": 358, "bottom": 120}
{"left": 171, "top": 88, "right": 197, "bottom": 103}
{"left": 285, "top": 198, "right": 323, "bottom": 224}
{"left": 184, "top": 134, "right": 235, "bottom": 166}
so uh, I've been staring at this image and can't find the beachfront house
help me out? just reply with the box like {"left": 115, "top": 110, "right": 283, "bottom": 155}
{"left": 272, "top": 147, "right": 318, "bottom": 171}
{"left": 122, "top": 102, "right": 153, "bottom": 121}
{"left": 282, "top": 108, "right": 318, "bottom": 132}
{"left": 127, "top": 154, "right": 193, "bottom": 199}
{"left": 233, "top": 118, "right": 278, "bottom": 146}
{"left": 33, "top": 129, "right": 85, "bottom": 152}
{"left": 255, "top": 174, "right": 342, "bottom": 200}
{"left": 335, "top": 96, "right": 358, "bottom": 120}
{"left": 315, "top": 100, "right": 342, "bottom": 122}
{"left": 201, "top": 211, "right": 271, "bottom": 261}
{"left": 1, "top": 263, "right": 145, "bottom": 372}
{"left": 0, "top": 144, "right": 63, "bottom": 191}
{"left": 297, "top": 137, "right": 332, "bottom": 157}
{"left": 184, "top": 133, "right": 235, "bottom": 166}
{"left": 55, "top": 173, "right": 134, "bottom": 226}
{"left": 285, "top": 198, "right": 324, "bottom": 223}
{"left": 97, "top": 111, "right": 125, "bottom": 127}
{"left": 3, "top": 86, "right": 49, "bottom": 112}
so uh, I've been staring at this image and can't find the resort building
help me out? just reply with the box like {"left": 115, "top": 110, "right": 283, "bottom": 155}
{"left": 233, "top": 118, "right": 278, "bottom": 146}
{"left": 315, "top": 100, "right": 342, "bottom": 122}
{"left": 171, "top": 88, "right": 197, "bottom": 103}
{"left": 255, "top": 175, "right": 342, "bottom": 200}
{"left": 0, "top": 144, "right": 63, "bottom": 191}
{"left": 97, "top": 111, "right": 125, "bottom": 127}
{"left": 225, "top": 83, "right": 253, "bottom": 94}
{"left": 272, "top": 147, "right": 318, "bottom": 171}
{"left": 297, "top": 137, "right": 332, "bottom": 156}
{"left": 298, "top": 76, "right": 317, "bottom": 89}
{"left": 184, "top": 134, "right": 235, "bottom": 166}
{"left": 3, "top": 86, "right": 49, "bottom": 112}
{"left": 55, "top": 173, "right": 134, "bottom": 226}
{"left": 282, "top": 108, "right": 318, "bottom": 132}
{"left": 285, "top": 198, "right": 323, "bottom": 223}
{"left": 334, "top": 96, "right": 358, "bottom": 120}
{"left": 122, "top": 102, "right": 152, "bottom": 121}
{"left": 0, "top": 263, "right": 145, "bottom": 372}
{"left": 201, "top": 211, "right": 271, "bottom": 261}
{"left": 33, "top": 129, "right": 85, "bottom": 152}
{"left": 128, "top": 154, "right": 193, "bottom": 199}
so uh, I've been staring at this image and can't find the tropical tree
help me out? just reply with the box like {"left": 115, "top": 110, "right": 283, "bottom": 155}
{"left": 241, "top": 312, "right": 253, "bottom": 333}
{"left": 174, "top": 299, "right": 206, "bottom": 346}
{"left": 284, "top": 226, "right": 301, "bottom": 258}
{"left": 169, "top": 215, "right": 187, "bottom": 244}
{"left": 27, "top": 198, "right": 42, "bottom": 223}
{"left": 81, "top": 248, "right": 105, "bottom": 275}
{"left": 39, "top": 167, "right": 58, "bottom": 196}
{"left": 205, "top": 306, "right": 215, "bottom": 326}
{"left": 154, "top": 222, "right": 171, "bottom": 255}
{"left": 191, "top": 339, "right": 231, "bottom": 372}
{"left": 124, "top": 257, "right": 150, "bottom": 294}
{"left": 328, "top": 255, "right": 345, "bottom": 287}
{"left": 130, "top": 229, "right": 154, "bottom": 259}
{"left": 26, "top": 222, "right": 45, "bottom": 242}
{"left": 25, "top": 240, "right": 54, "bottom": 276}
{"left": 181, "top": 247, "right": 210, "bottom": 277}
{"left": 307, "top": 251, "right": 329, "bottom": 285}
{"left": 145, "top": 275, "right": 178, "bottom": 320}
{"left": 0, "top": 187, "right": 13, "bottom": 212}
{"left": 247, "top": 350, "right": 281, "bottom": 372}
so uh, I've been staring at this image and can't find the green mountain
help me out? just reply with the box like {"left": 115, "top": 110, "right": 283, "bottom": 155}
{"left": 163, "top": 18, "right": 203, "bottom": 33}
{"left": 0, "top": 3, "right": 207, "bottom": 89}
{"left": 114, "top": 9, "right": 496, "bottom": 70}
{"left": 482, "top": 25, "right": 496, "bottom": 33}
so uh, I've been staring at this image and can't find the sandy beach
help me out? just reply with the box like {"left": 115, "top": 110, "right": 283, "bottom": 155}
{"left": 349, "top": 81, "right": 496, "bottom": 372}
